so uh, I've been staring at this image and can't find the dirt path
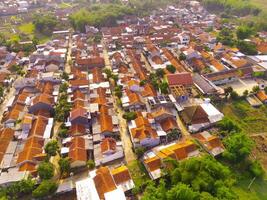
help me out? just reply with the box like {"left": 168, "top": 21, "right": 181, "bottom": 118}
{"left": 102, "top": 42, "right": 137, "bottom": 163}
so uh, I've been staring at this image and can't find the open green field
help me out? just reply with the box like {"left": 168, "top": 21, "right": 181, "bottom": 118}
{"left": 18, "top": 23, "right": 35, "bottom": 35}
{"left": 251, "top": 0, "right": 267, "bottom": 10}
{"left": 219, "top": 100, "right": 267, "bottom": 134}
{"left": 234, "top": 175, "right": 267, "bottom": 200}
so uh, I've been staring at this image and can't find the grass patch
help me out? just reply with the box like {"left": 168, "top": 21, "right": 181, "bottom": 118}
{"left": 127, "top": 160, "right": 149, "bottom": 193}
{"left": 18, "top": 23, "right": 35, "bottom": 35}
{"left": 219, "top": 100, "right": 267, "bottom": 134}
{"left": 234, "top": 175, "right": 267, "bottom": 200}
{"left": 59, "top": 2, "right": 72, "bottom": 9}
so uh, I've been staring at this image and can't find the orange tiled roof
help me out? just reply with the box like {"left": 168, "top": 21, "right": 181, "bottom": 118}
{"left": 160, "top": 117, "right": 178, "bottom": 132}
{"left": 69, "top": 137, "right": 87, "bottom": 162}
{"left": 144, "top": 156, "right": 161, "bottom": 171}
{"left": 257, "top": 90, "right": 267, "bottom": 102}
{"left": 111, "top": 165, "right": 131, "bottom": 185}
{"left": 93, "top": 167, "right": 116, "bottom": 199}
{"left": 101, "top": 138, "right": 116, "bottom": 153}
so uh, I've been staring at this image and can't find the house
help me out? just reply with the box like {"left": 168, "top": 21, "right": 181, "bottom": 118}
{"left": 16, "top": 136, "right": 45, "bottom": 172}
{"left": 129, "top": 114, "right": 160, "bottom": 148}
{"left": 167, "top": 72, "right": 193, "bottom": 100}
{"left": 68, "top": 137, "right": 87, "bottom": 168}
{"left": 70, "top": 107, "right": 91, "bottom": 127}
{"left": 122, "top": 90, "right": 146, "bottom": 111}
{"left": 180, "top": 100, "right": 224, "bottom": 132}
{"left": 29, "top": 94, "right": 54, "bottom": 115}
{"left": 76, "top": 166, "right": 134, "bottom": 200}
{"left": 193, "top": 131, "right": 224, "bottom": 156}
{"left": 192, "top": 74, "right": 217, "bottom": 95}
{"left": 256, "top": 90, "right": 267, "bottom": 104}
{"left": 143, "top": 140, "right": 199, "bottom": 180}
{"left": 94, "top": 138, "right": 124, "bottom": 166}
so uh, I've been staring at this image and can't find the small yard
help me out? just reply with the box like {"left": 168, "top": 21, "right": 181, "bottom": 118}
{"left": 127, "top": 160, "right": 149, "bottom": 193}
{"left": 219, "top": 100, "right": 267, "bottom": 134}
{"left": 18, "top": 23, "right": 35, "bottom": 35}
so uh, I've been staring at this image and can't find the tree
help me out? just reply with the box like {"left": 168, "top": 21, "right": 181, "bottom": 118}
{"left": 45, "top": 140, "right": 59, "bottom": 157}
{"left": 230, "top": 91, "right": 239, "bottom": 100}
{"left": 224, "top": 86, "right": 233, "bottom": 99}
{"left": 59, "top": 158, "right": 71, "bottom": 177}
{"left": 33, "top": 14, "right": 58, "bottom": 36}
{"left": 217, "top": 28, "right": 236, "bottom": 46}
{"left": 123, "top": 112, "right": 137, "bottom": 121}
{"left": 32, "top": 180, "right": 57, "bottom": 198}
{"left": 0, "top": 86, "right": 4, "bottom": 98}
{"left": 223, "top": 132, "right": 254, "bottom": 163}
{"left": 236, "top": 25, "right": 254, "bottom": 40}
{"left": 103, "top": 68, "right": 112, "bottom": 79}
{"left": 59, "top": 82, "right": 69, "bottom": 93}
{"left": 217, "top": 117, "right": 241, "bottom": 135}
{"left": 252, "top": 85, "right": 260, "bottom": 94}
{"left": 58, "top": 127, "right": 69, "bottom": 138}
{"left": 264, "top": 87, "right": 267, "bottom": 95}
{"left": 156, "top": 69, "right": 165, "bottom": 78}
{"left": 167, "top": 183, "right": 199, "bottom": 200}
{"left": 179, "top": 53, "right": 186, "bottom": 61}
{"left": 237, "top": 41, "right": 257, "bottom": 55}
{"left": 142, "top": 179, "right": 167, "bottom": 200}
{"left": 61, "top": 72, "right": 69, "bottom": 81}
{"left": 159, "top": 81, "right": 169, "bottom": 94}
{"left": 243, "top": 90, "right": 249, "bottom": 97}
{"left": 87, "top": 160, "right": 95, "bottom": 170}
{"left": 249, "top": 160, "right": 265, "bottom": 177}
{"left": 114, "top": 85, "right": 123, "bottom": 98}
{"left": 135, "top": 146, "right": 146, "bottom": 158}
{"left": 166, "top": 65, "right": 176, "bottom": 74}
{"left": 37, "top": 162, "right": 54, "bottom": 180}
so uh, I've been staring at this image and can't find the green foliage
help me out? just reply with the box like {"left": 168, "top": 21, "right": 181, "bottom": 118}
{"left": 142, "top": 156, "right": 236, "bottom": 200}
{"left": 135, "top": 146, "right": 146, "bottom": 158}
{"left": 114, "top": 85, "right": 123, "bottom": 98}
{"left": 69, "top": 4, "right": 134, "bottom": 32}
{"left": 167, "top": 183, "right": 200, "bottom": 200}
{"left": 61, "top": 72, "right": 69, "bottom": 81}
{"left": 0, "top": 86, "right": 4, "bottom": 98}
{"left": 59, "top": 82, "right": 69, "bottom": 93}
{"left": 33, "top": 14, "right": 58, "bottom": 36}
{"left": 0, "top": 178, "right": 36, "bottom": 199}
{"left": 217, "top": 28, "right": 236, "bottom": 47}
{"left": 230, "top": 91, "right": 240, "bottom": 100}
{"left": 252, "top": 85, "right": 260, "bottom": 93}
{"left": 237, "top": 41, "right": 258, "bottom": 55}
{"left": 224, "top": 86, "right": 233, "bottom": 99}
{"left": 45, "top": 140, "right": 59, "bottom": 157}
{"left": 55, "top": 84, "right": 72, "bottom": 122}
{"left": 203, "top": 0, "right": 261, "bottom": 17}
{"left": 249, "top": 160, "right": 265, "bottom": 178}
{"left": 32, "top": 180, "right": 57, "bottom": 198}
{"left": 223, "top": 132, "right": 254, "bottom": 163}
{"left": 159, "top": 81, "right": 169, "bottom": 94}
{"left": 37, "top": 162, "right": 54, "bottom": 180}
{"left": 179, "top": 53, "right": 186, "bottom": 61}
{"left": 123, "top": 112, "right": 137, "bottom": 121}
{"left": 59, "top": 157, "right": 71, "bottom": 176}
{"left": 236, "top": 25, "right": 255, "bottom": 40}
{"left": 11, "top": 64, "right": 24, "bottom": 76}
{"left": 58, "top": 127, "right": 69, "bottom": 138}
{"left": 87, "top": 160, "right": 95, "bottom": 170}
{"left": 155, "top": 69, "right": 165, "bottom": 78}
{"left": 166, "top": 65, "right": 176, "bottom": 74}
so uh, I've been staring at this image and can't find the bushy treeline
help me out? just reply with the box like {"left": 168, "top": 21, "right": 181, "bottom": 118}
{"left": 202, "top": 0, "right": 261, "bottom": 17}
{"left": 69, "top": 3, "right": 134, "bottom": 32}
{"left": 69, "top": 0, "right": 181, "bottom": 32}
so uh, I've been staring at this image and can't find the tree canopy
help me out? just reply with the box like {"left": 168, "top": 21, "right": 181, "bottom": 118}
{"left": 142, "top": 156, "right": 237, "bottom": 200}
{"left": 37, "top": 162, "right": 54, "bottom": 180}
